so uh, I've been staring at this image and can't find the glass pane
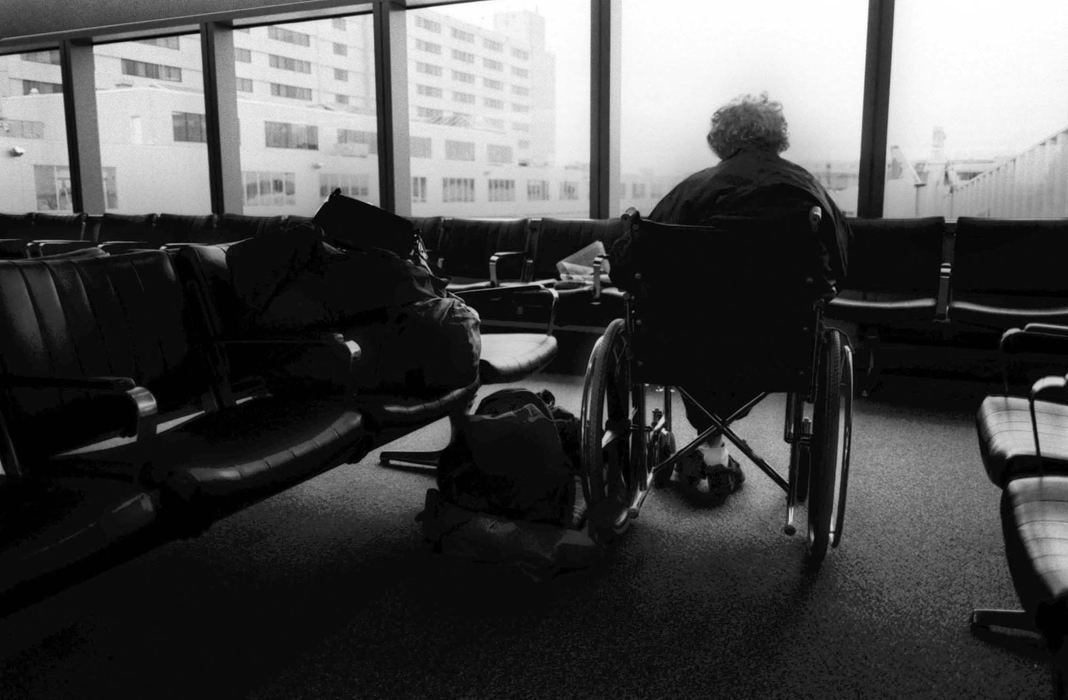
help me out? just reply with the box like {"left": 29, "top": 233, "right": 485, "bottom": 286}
{"left": 0, "top": 49, "right": 71, "bottom": 213}
{"left": 620, "top": 0, "right": 867, "bottom": 218}
{"left": 237, "top": 9, "right": 379, "bottom": 215}
{"left": 94, "top": 34, "right": 211, "bottom": 214}
{"left": 886, "top": 0, "right": 1068, "bottom": 219}
{"left": 408, "top": 1, "right": 590, "bottom": 217}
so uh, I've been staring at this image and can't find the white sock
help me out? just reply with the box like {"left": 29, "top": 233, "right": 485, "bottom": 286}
{"left": 697, "top": 435, "right": 729, "bottom": 468}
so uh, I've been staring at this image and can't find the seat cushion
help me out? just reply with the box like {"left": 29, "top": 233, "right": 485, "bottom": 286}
{"left": 0, "top": 475, "right": 156, "bottom": 595}
{"left": 977, "top": 395, "right": 1068, "bottom": 487}
{"left": 950, "top": 300, "right": 1068, "bottom": 330}
{"left": 826, "top": 294, "right": 937, "bottom": 324}
{"left": 357, "top": 380, "right": 479, "bottom": 433}
{"left": 479, "top": 333, "right": 558, "bottom": 384}
{"left": 1001, "top": 476, "right": 1068, "bottom": 641}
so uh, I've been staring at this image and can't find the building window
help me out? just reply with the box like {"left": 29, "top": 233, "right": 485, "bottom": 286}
{"left": 244, "top": 171, "right": 296, "bottom": 206}
{"left": 415, "top": 16, "right": 441, "bottom": 33}
{"left": 332, "top": 18, "right": 347, "bottom": 30}
{"left": 560, "top": 181, "right": 579, "bottom": 200}
{"left": 483, "top": 38, "right": 503, "bottom": 52}
{"left": 21, "top": 49, "right": 60, "bottom": 65}
{"left": 319, "top": 173, "right": 369, "bottom": 198}
{"left": 235, "top": 47, "right": 252, "bottom": 63}
{"left": 484, "top": 97, "right": 503, "bottom": 110}
{"left": 265, "top": 121, "right": 318, "bottom": 149}
{"left": 412, "top": 176, "right": 427, "bottom": 203}
{"left": 632, "top": 183, "right": 646, "bottom": 198}
{"left": 443, "top": 177, "right": 475, "bottom": 203}
{"left": 485, "top": 117, "right": 505, "bottom": 130}
{"left": 269, "top": 54, "right": 312, "bottom": 73}
{"left": 103, "top": 167, "right": 119, "bottom": 210}
{"left": 139, "top": 36, "right": 180, "bottom": 50}
{"left": 2, "top": 119, "right": 44, "bottom": 139}
{"left": 483, "top": 58, "right": 503, "bottom": 71}
{"left": 333, "top": 42, "right": 348, "bottom": 56}
{"left": 511, "top": 103, "right": 530, "bottom": 113}
{"left": 512, "top": 122, "right": 530, "bottom": 132}
{"left": 416, "top": 39, "right": 441, "bottom": 54}
{"left": 338, "top": 129, "right": 377, "bottom": 154}
{"left": 121, "top": 59, "right": 182, "bottom": 82}
{"left": 487, "top": 144, "right": 513, "bottom": 164}
{"left": 512, "top": 48, "right": 529, "bottom": 60}
{"left": 511, "top": 85, "right": 530, "bottom": 96}
{"left": 451, "top": 27, "right": 474, "bottom": 42}
{"left": 527, "top": 180, "right": 549, "bottom": 201}
{"left": 511, "top": 66, "right": 529, "bottom": 78}
{"left": 335, "top": 94, "right": 350, "bottom": 105}
{"left": 452, "top": 70, "right": 475, "bottom": 83}
{"left": 267, "top": 26, "right": 311, "bottom": 46}
{"left": 518, "top": 139, "right": 530, "bottom": 149}
{"left": 236, "top": 77, "right": 253, "bottom": 93}
{"left": 445, "top": 140, "right": 475, "bottom": 161}
{"left": 21, "top": 80, "right": 62, "bottom": 95}
{"left": 453, "top": 91, "right": 475, "bottom": 104}
{"left": 33, "top": 165, "right": 72, "bottom": 211}
{"left": 416, "top": 62, "right": 442, "bottom": 76}
{"left": 483, "top": 77, "right": 503, "bottom": 90}
{"left": 451, "top": 49, "right": 475, "bottom": 63}
{"left": 488, "top": 179, "right": 516, "bottom": 202}
{"left": 172, "top": 112, "right": 206, "bottom": 143}
{"left": 334, "top": 68, "right": 349, "bottom": 81}
{"left": 416, "top": 106, "right": 444, "bottom": 122}
{"left": 270, "top": 83, "right": 313, "bottom": 100}
{"left": 411, "top": 137, "right": 432, "bottom": 158}
{"left": 417, "top": 84, "right": 443, "bottom": 98}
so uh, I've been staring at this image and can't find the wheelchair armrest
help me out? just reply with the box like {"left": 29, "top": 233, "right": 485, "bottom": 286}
{"left": 455, "top": 283, "right": 558, "bottom": 335}
{"left": 488, "top": 250, "right": 527, "bottom": 286}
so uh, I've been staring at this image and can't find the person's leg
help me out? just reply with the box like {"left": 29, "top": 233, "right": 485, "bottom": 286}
{"left": 680, "top": 388, "right": 749, "bottom": 496}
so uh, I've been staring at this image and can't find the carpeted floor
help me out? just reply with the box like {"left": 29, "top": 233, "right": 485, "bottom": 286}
{"left": 0, "top": 373, "right": 1050, "bottom": 698}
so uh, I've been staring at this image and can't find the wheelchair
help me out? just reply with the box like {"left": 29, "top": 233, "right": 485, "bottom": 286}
{"left": 580, "top": 206, "right": 853, "bottom": 564}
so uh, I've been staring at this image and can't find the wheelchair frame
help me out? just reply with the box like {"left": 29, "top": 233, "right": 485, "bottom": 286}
{"left": 578, "top": 207, "right": 854, "bottom": 564}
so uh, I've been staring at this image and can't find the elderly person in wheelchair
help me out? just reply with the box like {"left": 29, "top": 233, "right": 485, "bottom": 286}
{"left": 583, "top": 93, "right": 853, "bottom": 563}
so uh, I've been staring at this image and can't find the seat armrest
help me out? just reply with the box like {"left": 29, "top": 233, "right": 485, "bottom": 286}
{"left": 936, "top": 262, "right": 951, "bottom": 321}
{"left": 1024, "top": 323, "right": 1068, "bottom": 337}
{"left": 1001, "top": 326, "right": 1068, "bottom": 355}
{"left": 100, "top": 240, "right": 157, "bottom": 254}
{"left": 29, "top": 240, "right": 98, "bottom": 258}
{"left": 1029, "top": 374, "right": 1068, "bottom": 468}
{"left": 488, "top": 250, "right": 527, "bottom": 286}
{"left": 592, "top": 255, "right": 609, "bottom": 300}
{"left": 218, "top": 333, "right": 362, "bottom": 394}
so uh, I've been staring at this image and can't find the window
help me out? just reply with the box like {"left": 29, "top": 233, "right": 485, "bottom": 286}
{"left": 443, "top": 177, "right": 475, "bottom": 202}
{"left": 415, "top": 16, "right": 441, "bottom": 33}
{"left": 33, "top": 165, "right": 72, "bottom": 211}
{"left": 172, "top": 112, "right": 206, "bottom": 143}
{"left": 489, "top": 179, "right": 516, "bottom": 201}
{"left": 483, "top": 58, "right": 503, "bottom": 71}
{"left": 417, "top": 84, "right": 443, "bottom": 97}
{"left": 417, "top": 106, "right": 444, "bottom": 122}
{"left": 527, "top": 180, "right": 549, "bottom": 201}
{"left": 416, "top": 62, "right": 442, "bottom": 76}
{"left": 560, "top": 181, "right": 579, "bottom": 200}
{"left": 235, "top": 48, "right": 252, "bottom": 63}
{"left": 21, "top": 49, "right": 60, "bottom": 64}
{"left": 236, "top": 77, "right": 253, "bottom": 92}
{"left": 416, "top": 39, "right": 442, "bottom": 54}
{"left": 452, "top": 70, "right": 475, "bottom": 83}
{"left": 484, "top": 97, "right": 503, "bottom": 109}
{"left": 2, "top": 119, "right": 44, "bottom": 139}
{"left": 511, "top": 103, "right": 530, "bottom": 113}
{"left": 244, "top": 171, "right": 296, "bottom": 206}
{"left": 21, "top": 80, "right": 62, "bottom": 95}
{"left": 332, "top": 18, "right": 347, "bottom": 30}
{"left": 487, "top": 144, "right": 513, "bottom": 164}
{"left": 511, "top": 66, "right": 529, "bottom": 78}
{"left": 411, "top": 137, "right": 432, "bottom": 159}
{"left": 102, "top": 167, "right": 119, "bottom": 210}
{"left": 512, "top": 48, "right": 530, "bottom": 60}
{"left": 335, "top": 94, "right": 350, "bottom": 105}
{"left": 270, "top": 83, "right": 313, "bottom": 100}
{"left": 139, "top": 36, "right": 180, "bottom": 50}
{"left": 453, "top": 91, "right": 475, "bottom": 104}
{"left": 512, "top": 122, "right": 530, "bottom": 132}
{"left": 333, "top": 42, "right": 348, "bottom": 56}
{"left": 632, "top": 182, "right": 646, "bottom": 198}
{"left": 451, "top": 49, "right": 475, "bottom": 63}
{"left": 269, "top": 54, "right": 312, "bottom": 73}
{"left": 518, "top": 139, "right": 531, "bottom": 149}
{"left": 338, "top": 129, "right": 377, "bottom": 154}
{"left": 446, "top": 140, "right": 475, "bottom": 161}
{"left": 265, "top": 121, "right": 318, "bottom": 149}
{"left": 483, "top": 38, "right": 503, "bottom": 52}
{"left": 334, "top": 68, "right": 349, "bottom": 81}
{"left": 485, "top": 117, "right": 505, "bottom": 130}
{"left": 319, "top": 172, "right": 369, "bottom": 198}
{"left": 451, "top": 27, "right": 475, "bottom": 42}
{"left": 511, "top": 85, "right": 530, "bottom": 96}
{"left": 121, "top": 59, "right": 182, "bottom": 82}
{"left": 483, "top": 77, "right": 503, "bottom": 90}
{"left": 267, "top": 26, "right": 311, "bottom": 46}
{"left": 412, "top": 176, "right": 428, "bottom": 203}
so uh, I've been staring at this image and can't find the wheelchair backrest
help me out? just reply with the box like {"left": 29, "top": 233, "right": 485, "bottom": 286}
{"left": 625, "top": 207, "right": 823, "bottom": 393}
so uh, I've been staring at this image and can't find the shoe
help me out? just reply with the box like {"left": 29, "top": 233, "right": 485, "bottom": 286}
{"left": 705, "top": 455, "right": 744, "bottom": 498}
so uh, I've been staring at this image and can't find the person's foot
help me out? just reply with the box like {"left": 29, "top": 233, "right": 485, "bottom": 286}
{"left": 705, "top": 455, "right": 744, "bottom": 497}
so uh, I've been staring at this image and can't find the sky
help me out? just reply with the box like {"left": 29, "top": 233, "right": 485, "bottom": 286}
{"left": 431, "top": 0, "right": 1067, "bottom": 176}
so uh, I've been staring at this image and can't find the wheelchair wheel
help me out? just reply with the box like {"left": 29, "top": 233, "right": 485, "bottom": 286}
{"left": 806, "top": 328, "right": 853, "bottom": 563}
{"left": 580, "top": 318, "right": 644, "bottom": 540}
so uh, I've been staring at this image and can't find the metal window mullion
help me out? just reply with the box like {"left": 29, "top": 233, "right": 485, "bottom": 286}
{"left": 857, "top": 0, "right": 895, "bottom": 219}
{"left": 60, "top": 39, "right": 104, "bottom": 215}
{"left": 374, "top": 0, "right": 411, "bottom": 216}
{"left": 590, "top": 0, "right": 621, "bottom": 220}
{"left": 201, "top": 21, "right": 243, "bottom": 215}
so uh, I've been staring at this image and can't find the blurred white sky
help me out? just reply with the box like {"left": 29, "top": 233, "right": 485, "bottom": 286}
{"left": 440, "top": 0, "right": 1068, "bottom": 175}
